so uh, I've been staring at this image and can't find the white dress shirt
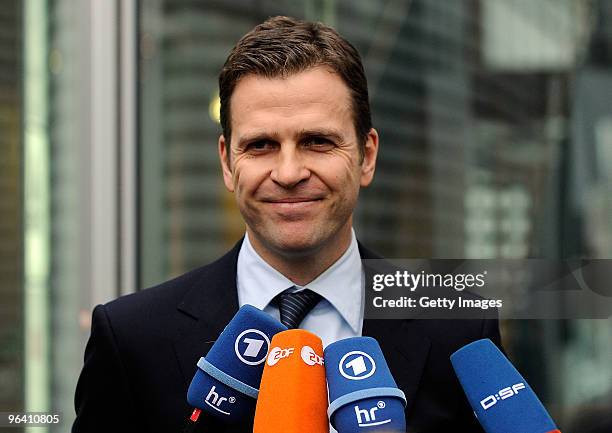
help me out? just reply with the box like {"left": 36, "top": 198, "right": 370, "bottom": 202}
{"left": 236, "top": 230, "right": 364, "bottom": 348}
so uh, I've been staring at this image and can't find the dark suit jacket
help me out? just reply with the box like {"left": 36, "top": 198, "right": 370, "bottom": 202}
{"left": 73, "top": 240, "right": 502, "bottom": 433}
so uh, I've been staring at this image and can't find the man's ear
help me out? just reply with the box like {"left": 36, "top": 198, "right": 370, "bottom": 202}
{"left": 218, "top": 135, "right": 235, "bottom": 192}
{"left": 360, "top": 128, "right": 379, "bottom": 187}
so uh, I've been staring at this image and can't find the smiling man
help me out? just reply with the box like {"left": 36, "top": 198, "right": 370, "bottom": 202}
{"left": 73, "top": 16, "right": 501, "bottom": 433}
{"left": 219, "top": 65, "right": 377, "bottom": 285}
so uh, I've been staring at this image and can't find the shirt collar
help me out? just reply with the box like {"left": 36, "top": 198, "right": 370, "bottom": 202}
{"left": 236, "top": 230, "right": 363, "bottom": 333}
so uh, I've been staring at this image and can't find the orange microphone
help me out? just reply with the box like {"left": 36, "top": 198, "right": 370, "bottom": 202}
{"left": 253, "top": 329, "right": 329, "bottom": 433}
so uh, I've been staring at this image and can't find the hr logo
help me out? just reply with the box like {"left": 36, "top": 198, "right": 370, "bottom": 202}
{"left": 480, "top": 382, "right": 526, "bottom": 410}
{"left": 301, "top": 345, "right": 324, "bottom": 366}
{"left": 204, "top": 385, "right": 236, "bottom": 416}
{"left": 234, "top": 329, "right": 270, "bottom": 365}
{"left": 354, "top": 401, "right": 391, "bottom": 428}
{"left": 339, "top": 351, "right": 377, "bottom": 380}
{"left": 267, "top": 346, "right": 294, "bottom": 366}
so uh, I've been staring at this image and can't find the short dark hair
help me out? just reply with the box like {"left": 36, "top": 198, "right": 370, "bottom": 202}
{"left": 219, "top": 16, "right": 371, "bottom": 160}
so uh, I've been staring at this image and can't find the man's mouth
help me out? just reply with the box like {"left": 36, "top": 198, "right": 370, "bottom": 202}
{"left": 262, "top": 197, "right": 324, "bottom": 214}
{"left": 265, "top": 197, "right": 323, "bottom": 203}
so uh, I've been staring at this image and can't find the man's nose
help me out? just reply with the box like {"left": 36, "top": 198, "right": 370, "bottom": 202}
{"left": 270, "top": 144, "right": 310, "bottom": 188}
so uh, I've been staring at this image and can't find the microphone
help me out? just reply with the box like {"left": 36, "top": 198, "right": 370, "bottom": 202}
{"left": 185, "top": 304, "right": 287, "bottom": 430}
{"left": 324, "top": 337, "right": 407, "bottom": 433}
{"left": 450, "top": 338, "right": 561, "bottom": 433}
{"left": 253, "top": 329, "right": 329, "bottom": 433}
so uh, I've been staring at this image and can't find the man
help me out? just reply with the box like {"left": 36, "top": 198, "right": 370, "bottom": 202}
{"left": 73, "top": 16, "right": 501, "bottom": 433}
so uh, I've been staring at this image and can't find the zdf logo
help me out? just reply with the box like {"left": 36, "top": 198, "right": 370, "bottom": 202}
{"left": 339, "top": 351, "right": 377, "bottom": 380}
{"left": 301, "top": 345, "right": 324, "bottom": 366}
{"left": 234, "top": 329, "right": 270, "bottom": 365}
{"left": 267, "top": 346, "right": 294, "bottom": 366}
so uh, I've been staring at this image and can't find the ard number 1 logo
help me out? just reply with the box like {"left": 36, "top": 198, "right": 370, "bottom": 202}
{"left": 339, "top": 351, "right": 377, "bottom": 380}
{"left": 234, "top": 329, "right": 270, "bottom": 365}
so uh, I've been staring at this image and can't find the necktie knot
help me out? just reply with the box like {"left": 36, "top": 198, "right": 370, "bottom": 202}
{"left": 276, "top": 288, "right": 322, "bottom": 329}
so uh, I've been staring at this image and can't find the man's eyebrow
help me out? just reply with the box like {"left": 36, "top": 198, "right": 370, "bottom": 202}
{"left": 236, "top": 132, "right": 279, "bottom": 148}
{"left": 296, "top": 129, "right": 345, "bottom": 142}
{"left": 235, "top": 129, "right": 346, "bottom": 147}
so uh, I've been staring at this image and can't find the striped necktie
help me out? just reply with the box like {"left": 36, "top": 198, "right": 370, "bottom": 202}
{"left": 276, "top": 288, "right": 322, "bottom": 329}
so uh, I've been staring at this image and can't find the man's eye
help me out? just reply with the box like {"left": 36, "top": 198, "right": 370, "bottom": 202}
{"left": 304, "top": 137, "right": 334, "bottom": 149}
{"left": 247, "top": 141, "right": 275, "bottom": 151}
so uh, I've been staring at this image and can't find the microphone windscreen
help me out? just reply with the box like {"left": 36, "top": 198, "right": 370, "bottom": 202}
{"left": 324, "top": 337, "right": 406, "bottom": 433}
{"left": 253, "top": 329, "right": 329, "bottom": 433}
{"left": 450, "top": 338, "right": 560, "bottom": 433}
{"left": 187, "top": 304, "right": 287, "bottom": 423}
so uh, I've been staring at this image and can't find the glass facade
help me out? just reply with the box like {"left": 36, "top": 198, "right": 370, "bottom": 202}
{"left": 0, "top": 1, "right": 610, "bottom": 431}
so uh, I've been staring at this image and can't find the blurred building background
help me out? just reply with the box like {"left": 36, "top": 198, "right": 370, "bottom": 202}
{"left": 1, "top": 0, "right": 611, "bottom": 431}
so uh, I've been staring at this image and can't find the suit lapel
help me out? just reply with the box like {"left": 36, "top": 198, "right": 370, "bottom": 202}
{"left": 361, "top": 319, "right": 431, "bottom": 415}
{"left": 173, "top": 239, "right": 244, "bottom": 384}
{"left": 359, "top": 242, "right": 431, "bottom": 414}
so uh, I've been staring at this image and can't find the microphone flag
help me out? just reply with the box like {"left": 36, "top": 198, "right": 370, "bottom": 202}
{"left": 324, "top": 337, "right": 407, "bottom": 433}
{"left": 451, "top": 338, "right": 560, "bottom": 433}
{"left": 253, "top": 329, "right": 329, "bottom": 433}
{"left": 186, "top": 304, "right": 287, "bottom": 423}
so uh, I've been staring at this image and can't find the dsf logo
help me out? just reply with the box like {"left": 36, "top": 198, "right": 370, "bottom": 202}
{"left": 300, "top": 345, "right": 324, "bottom": 366}
{"left": 234, "top": 329, "right": 270, "bottom": 365}
{"left": 204, "top": 385, "right": 236, "bottom": 416}
{"left": 480, "top": 382, "right": 526, "bottom": 410}
{"left": 354, "top": 401, "right": 391, "bottom": 428}
{"left": 267, "top": 346, "right": 294, "bottom": 366}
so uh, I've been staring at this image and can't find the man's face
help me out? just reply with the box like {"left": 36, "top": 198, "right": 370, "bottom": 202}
{"left": 219, "top": 66, "right": 378, "bottom": 259}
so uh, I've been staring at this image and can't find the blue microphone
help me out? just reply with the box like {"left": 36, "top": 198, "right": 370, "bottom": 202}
{"left": 450, "top": 338, "right": 561, "bottom": 433}
{"left": 185, "top": 304, "right": 287, "bottom": 427}
{"left": 324, "top": 337, "right": 407, "bottom": 432}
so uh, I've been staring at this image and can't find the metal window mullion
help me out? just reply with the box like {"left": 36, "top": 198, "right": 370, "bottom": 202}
{"left": 119, "top": 0, "right": 137, "bottom": 295}
{"left": 88, "top": 0, "right": 119, "bottom": 306}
